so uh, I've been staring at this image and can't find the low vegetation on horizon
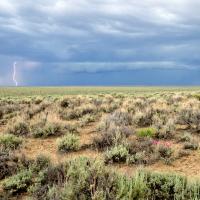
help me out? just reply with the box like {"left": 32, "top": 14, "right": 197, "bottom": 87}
{"left": 1, "top": 87, "right": 200, "bottom": 199}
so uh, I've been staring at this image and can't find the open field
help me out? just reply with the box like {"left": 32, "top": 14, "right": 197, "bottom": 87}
{"left": 1, "top": 86, "right": 200, "bottom": 97}
{"left": 1, "top": 87, "right": 200, "bottom": 199}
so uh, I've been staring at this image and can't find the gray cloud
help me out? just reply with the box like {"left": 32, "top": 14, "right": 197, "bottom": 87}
{"left": 0, "top": 0, "right": 200, "bottom": 85}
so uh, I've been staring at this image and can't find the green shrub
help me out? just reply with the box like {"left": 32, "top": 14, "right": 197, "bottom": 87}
{"left": 116, "top": 170, "right": 200, "bottom": 199}
{"left": 61, "top": 157, "right": 117, "bottom": 200}
{"left": 105, "top": 145, "right": 129, "bottom": 163}
{"left": 137, "top": 127, "right": 156, "bottom": 138}
{"left": 3, "top": 170, "right": 33, "bottom": 195}
{"left": 32, "top": 123, "right": 64, "bottom": 138}
{"left": 57, "top": 134, "right": 80, "bottom": 152}
{"left": 0, "top": 134, "right": 22, "bottom": 150}
{"left": 31, "top": 127, "right": 45, "bottom": 138}
{"left": 46, "top": 185, "right": 62, "bottom": 200}
{"left": 30, "top": 164, "right": 66, "bottom": 199}
{"left": 43, "top": 123, "right": 64, "bottom": 138}
{"left": 8, "top": 121, "right": 30, "bottom": 136}
{"left": 116, "top": 172, "right": 148, "bottom": 199}
{"left": 31, "top": 154, "right": 51, "bottom": 173}
{"left": 1, "top": 154, "right": 200, "bottom": 199}
{"left": 144, "top": 170, "right": 187, "bottom": 199}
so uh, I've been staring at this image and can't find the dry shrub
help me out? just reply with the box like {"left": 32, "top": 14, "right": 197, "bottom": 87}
{"left": 59, "top": 103, "right": 97, "bottom": 120}
{"left": 127, "top": 138, "right": 157, "bottom": 165}
{"left": 94, "top": 110, "right": 134, "bottom": 150}
{"left": 60, "top": 98, "right": 70, "bottom": 108}
{"left": 79, "top": 114, "right": 96, "bottom": 127}
{"left": 153, "top": 116, "right": 176, "bottom": 139}
{"left": 31, "top": 122, "right": 65, "bottom": 138}
{"left": 0, "top": 151, "right": 18, "bottom": 180}
{"left": 26, "top": 102, "right": 49, "bottom": 119}
{"left": 177, "top": 100, "right": 200, "bottom": 131}
{"left": 0, "top": 109, "right": 3, "bottom": 119}
{"left": 177, "top": 149, "right": 190, "bottom": 158}
{"left": 183, "top": 140, "right": 199, "bottom": 150}
{"left": 99, "top": 110, "right": 132, "bottom": 128}
{"left": 132, "top": 108, "right": 153, "bottom": 127}
{"left": 7, "top": 121, "right": 30, "bottom": 136}
{"left": 94, "top": 120, "right": 133, "bottom": 150}
{"left": 177, "top": 132, "right": 192, "bottom": 143}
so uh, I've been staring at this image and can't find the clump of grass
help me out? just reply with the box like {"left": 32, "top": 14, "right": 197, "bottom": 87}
{"left": 136, "top": 127, "right": 156, "bottom": 138}
{"left": 57, "top": 134, "right": 80, "bottom": 152}
{"left": 0, "top": 134, "right": 22, "bottom": 150}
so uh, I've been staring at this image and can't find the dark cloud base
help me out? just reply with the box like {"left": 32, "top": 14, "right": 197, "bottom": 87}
{"left": 23, "top": 69, "right": 200, "bottom": 86}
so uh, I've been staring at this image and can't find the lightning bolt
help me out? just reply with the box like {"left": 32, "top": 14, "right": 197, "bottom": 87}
{"left": 13, "top": 62, "right": 18, "bottom": 86}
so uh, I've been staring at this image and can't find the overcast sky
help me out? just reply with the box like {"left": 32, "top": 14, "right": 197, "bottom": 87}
{"left": 0, "top": 0, "right": 200, "bottom": 86}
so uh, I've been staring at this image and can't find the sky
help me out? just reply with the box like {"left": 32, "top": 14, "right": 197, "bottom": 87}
{"left": 0, "top": 0, "right": 200, "bottom": 86}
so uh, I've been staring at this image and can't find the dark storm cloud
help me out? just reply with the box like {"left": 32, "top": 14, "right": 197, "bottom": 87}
{"left": 0, "top": 0, "right": 200, "bottom": 85}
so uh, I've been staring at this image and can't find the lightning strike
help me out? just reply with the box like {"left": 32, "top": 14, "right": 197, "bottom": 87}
{"left": 13, "top": 62, "right": 18, "bottom": 86}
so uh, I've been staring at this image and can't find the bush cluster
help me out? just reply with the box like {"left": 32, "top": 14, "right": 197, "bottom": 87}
{"left": 2, "top": 156, "right": 200, "bottom": 200}
{"left": 7, "top": 121, "right": 30, "bottom": 136}
{"left": 0, "top": 134, "right": 22, "bottom": 150}
{"left": 57, "top": 133, "right": 80, "bottom": 152}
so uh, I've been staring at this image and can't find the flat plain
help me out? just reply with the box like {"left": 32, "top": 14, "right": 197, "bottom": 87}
{"left": 1, "top": 87, "right": 200, "bottom": 199}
